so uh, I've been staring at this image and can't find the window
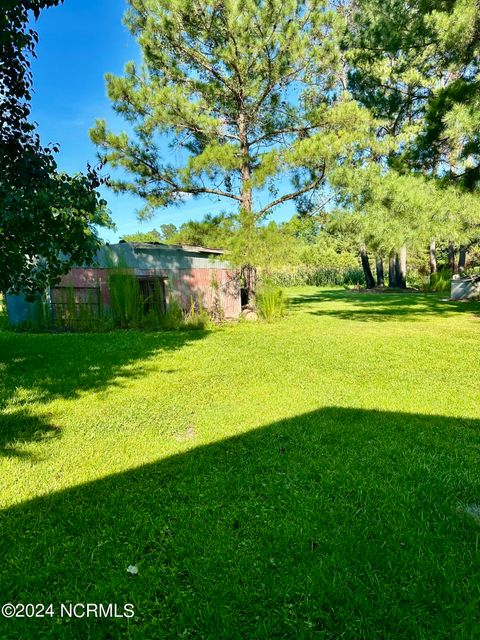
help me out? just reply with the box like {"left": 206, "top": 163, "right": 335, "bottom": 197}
{"left": 50, "top": 286, "right": 100, "bottom": 323}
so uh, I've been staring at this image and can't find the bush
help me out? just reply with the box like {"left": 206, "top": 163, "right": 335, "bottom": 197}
{"left": 158, "top": 296, "right": 183, "bottom": 330}
{"left": 257, "top": 287, "right": 286, "bottom": 321}
{"left": 406, "top": 271, "right": 429, "bottom": 291}
{"left": 428, "top": 269, "right": 452, "bottom": 292}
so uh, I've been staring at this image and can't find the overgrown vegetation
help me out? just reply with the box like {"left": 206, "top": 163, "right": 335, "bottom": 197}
{"left": 264, "top": 265, "right": 365, "bottom": 288}
{"left": 427, "top": 269, "right": 453, "bottom": 293}
{"left": 182, "top": 295, "right": 210, "bottom": 330}
{"left": 256, "top": 286, "right": 286, "bottom": 321}
{"left": 9, "top": 271, "right": 211, "bottom": 333}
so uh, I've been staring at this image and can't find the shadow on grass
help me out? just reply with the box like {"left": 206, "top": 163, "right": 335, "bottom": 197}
{"left": 289, "top": 289, "right": 480, "bottom": 322}
{"left": 0, "top": 330, "right": 208, "bottom": 457}
{"left": 1, "top": 407, "right": 479, "bottom": 639}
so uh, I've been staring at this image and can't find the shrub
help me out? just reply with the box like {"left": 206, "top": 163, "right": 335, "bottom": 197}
{"left": 406, "top": 271, "right": 429, "bottom": 291}
{"left": 257, "top": 286, "right": 286, "bottom": 321}
{"left": 428, "top": 269, "right": 452, "bottom": 292}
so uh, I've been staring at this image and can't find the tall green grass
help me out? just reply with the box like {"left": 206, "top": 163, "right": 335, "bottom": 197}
{"left": 265, "top": 266, "right": 365, "bottom": 288}
{"left": 11, "top": 270, "right": 212, "bottom": 332}
{"left": 257, "top": 286, "right": 286, "bottom": 321}
{"left": 108, "top": 271, "right": 145, "bottom": 328}
{"left": 183, "top": 294, "right": 210, "bottom": 330}
{"left": 428, "top": 268, "right": 452, "bottom": 292}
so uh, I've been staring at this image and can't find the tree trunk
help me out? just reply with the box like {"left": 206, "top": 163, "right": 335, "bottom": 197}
{"left": 360, "top": 246, "right": 376, "bottom": 289}
{"left": 458, "top": 245, "right": 467, "bottom": 274}
{"left": 396, "top": 245, "right": 407, "bottom": 289}
{"left": 375, "top": 256, "right": 384, "bottom": 287}
{"left": 238, "top": 112, "right": 256, "bottom": 307}
{"left": 448, "top": 241, "right": 456, "bottom": 273}
{"left": 394, "top": 253, "right": 401, "bottom": 286}
{"left": 388, "top": 253, "right": 397, "bottom": 288}
{"left": 429, "top": 239, "right": 437, "bottom": 275}
{"left": 240, "top": 264, "right": 257, "bottom": 307}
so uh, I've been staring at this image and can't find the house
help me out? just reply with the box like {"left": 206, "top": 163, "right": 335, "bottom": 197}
{"left": 6, "top": 242, "right": 241, "bottom": 326}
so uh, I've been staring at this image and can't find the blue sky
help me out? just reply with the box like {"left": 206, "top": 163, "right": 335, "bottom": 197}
{"left": 30, "top": 0, "right": 298, "bottom": 243}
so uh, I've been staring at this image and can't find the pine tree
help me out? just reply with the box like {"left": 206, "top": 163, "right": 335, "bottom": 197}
{"left": 330, "top": 164, "right": 480, "bottom": 287}
{"left": 91, "top": 0, "right": 372, "bottom": 304}
{"left": 347, "top": 0, "right": 480, "bottom": 188}
{"left": 340, "top": 0, "right": 480, "bottom": 277}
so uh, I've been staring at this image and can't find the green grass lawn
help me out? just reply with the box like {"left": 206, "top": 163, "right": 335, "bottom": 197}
{"left": 1, "top": 288, "right": 480, "bottom": 639}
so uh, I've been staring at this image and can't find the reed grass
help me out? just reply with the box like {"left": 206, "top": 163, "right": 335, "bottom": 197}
{"left": 257, "top": 285, "right": 286, "bottom": 321}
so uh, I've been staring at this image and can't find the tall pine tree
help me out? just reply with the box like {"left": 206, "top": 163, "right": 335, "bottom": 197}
{"left": 91, "top": 0, "right": 372, "bottom": 304}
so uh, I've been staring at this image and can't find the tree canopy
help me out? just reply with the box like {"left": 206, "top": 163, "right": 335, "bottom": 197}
{"left": 0, "top": 0, "right": 112, "bottom": 298}
{"left": 121, "top": 224, "right": 178, "bottom": 243}
{"left": 347, "top": 0, "right": 480, "bottom": 188}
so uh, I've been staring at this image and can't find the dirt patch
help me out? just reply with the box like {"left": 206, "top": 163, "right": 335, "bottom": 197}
{"left": 174, "top": 425, "right": 196, "bottom": 442}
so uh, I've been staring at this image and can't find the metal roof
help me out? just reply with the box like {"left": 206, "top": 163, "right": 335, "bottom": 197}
{"left": 117, "top": 241, "right": 225, "bottom": 255}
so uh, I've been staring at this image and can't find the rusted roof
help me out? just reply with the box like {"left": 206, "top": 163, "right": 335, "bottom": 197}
{"left": 118, "top": 241, "right": 225, "bottom": 255}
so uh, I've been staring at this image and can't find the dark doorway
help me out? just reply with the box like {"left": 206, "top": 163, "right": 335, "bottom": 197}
{"left": 240, "top": 288, "right": 249, "bottom": 307}
{"left": 137, "top": 277, "right": 167, "bottom": 314}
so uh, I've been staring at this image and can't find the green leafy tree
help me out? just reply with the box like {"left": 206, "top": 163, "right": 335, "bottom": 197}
{"left": 172, "top": 213, "right": 234, "bottom": 248}
{"left": 122, "top": 228, "right": 164, "bottom": 243}
{"left": 122, "top": 224, "right": 178, "bottom": 242}
{"left": 91, "top": 0, "right": 373, "bottom": 304}
{"left": 159, "top": 223, "right": 178, "bottom": 241}
{"left": 0, "top": 0, "right": 112, "bottom": 298}
{"left": 347, "top": 0, "right": 480, "bottom": 188}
